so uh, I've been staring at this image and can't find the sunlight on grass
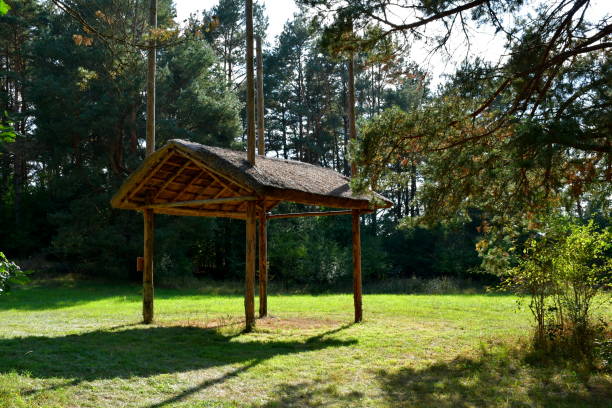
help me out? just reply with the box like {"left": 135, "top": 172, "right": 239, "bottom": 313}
{"left": 0, "top": 281, "right": 609, "bottom": 407}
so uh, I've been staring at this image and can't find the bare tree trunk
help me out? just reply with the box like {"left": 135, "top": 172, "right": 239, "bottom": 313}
{"left": 245, "top": 0, "right": 255, "bottom": 164}
{"left": 348, "top": 56, "right": 357, "bottom": 176}
{"left": 410, "top": 161, "right": 418, "bottom": 217}
{"left": 256, "top": 35, "right": 265, "bottom": 156}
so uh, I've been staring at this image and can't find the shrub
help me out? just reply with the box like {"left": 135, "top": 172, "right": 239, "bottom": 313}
{"left": 0, "top": 252, "right": 29, "bottom": 293}
{"left": 503, "top": 218, "right": 611, "bottom": 366}
{"left": 423, "top": 276, "right": 460, "bottom": 294}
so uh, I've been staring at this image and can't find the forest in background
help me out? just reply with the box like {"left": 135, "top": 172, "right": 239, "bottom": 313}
{"left": 0, "top": 0, "right": 609, "bottom": 285}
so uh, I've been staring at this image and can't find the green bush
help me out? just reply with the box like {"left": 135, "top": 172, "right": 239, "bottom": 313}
{"left": 0, "top": 252, "right": 29, "bottom": 293}
{"left": 503, "top": 218, "right": 611, "bottom": 366}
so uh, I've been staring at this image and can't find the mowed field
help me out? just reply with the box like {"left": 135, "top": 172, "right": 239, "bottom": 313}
{"left": 0, "top": 280, "right": 609, "bottom": 408}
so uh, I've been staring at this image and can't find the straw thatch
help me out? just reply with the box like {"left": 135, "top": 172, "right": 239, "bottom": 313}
{"left": 111, "top": 139, "right": 391, "bottom": 218}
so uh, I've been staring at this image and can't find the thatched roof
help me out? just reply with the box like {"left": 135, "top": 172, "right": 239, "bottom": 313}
{"left": 111, "top": 139, "right": 391, "bottom": 218}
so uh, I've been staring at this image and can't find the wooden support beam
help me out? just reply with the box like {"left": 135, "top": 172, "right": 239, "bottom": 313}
{"left": 140, "top": 195, "right": 258, "bottom": 210}
{"left": 126, "top": 152, "right": 173, "bottom": 203}
{"left": 143, "top": 208, "right": 154, "bottom": 324}
{"left": 152, "top": 207, "right": 246, "bottom": 219}
{"left": 258, "top": 210, "right": 267, "bottom": 318}
{"left": 262, "top": 190, "right": 380, "bottom": 210}
{"left": 212, "top": 186, "right": 229, "bottom": 199}
{"left": 175, "top": 149, "right": 248, "bottom": 194}
{"left": 169, "top": 170, "right": 205, "bottom": 201}
{"left": 352, "top": 209, "right": 362, "bottom": 323}
{"left": 267, "top": 210, "right": 370, "bottom": 219}
{"left": 152, "top": 161, "right": 191, "bottom": 200}
{"left": 245, "top": 201, "right": 257, "bottom": 331}
{"left": 143, "top": 0, "right": 156, "bottom": 326}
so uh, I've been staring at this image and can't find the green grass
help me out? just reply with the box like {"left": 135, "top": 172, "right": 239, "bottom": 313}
{"left": 0, "top": 279, "right": 609, "bottom": 407}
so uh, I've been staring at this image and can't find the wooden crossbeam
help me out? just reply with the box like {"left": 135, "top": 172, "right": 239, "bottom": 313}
{"left": 152, "top": 207, "right": 245, "bottom": 219}
{"left": 140, "top": 195, "right": 258, "bottom": 210}
{"left": 212, "top": 186, "right": 229, "bottom": 199}
{"left": 266, "top": 210, "right": 370, "bottom": 219}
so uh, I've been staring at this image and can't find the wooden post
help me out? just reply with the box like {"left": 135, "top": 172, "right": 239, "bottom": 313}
{"left": 256, "top": 36, "right": 265, "bottom": 156}
{"left": 352, "top": 209, "right": 362, "bottom": 323}
{"left": 143, "top": 0, "right": 157, "bottom": 325}
{"left": 143, "top": 208, "right": 155, "bottom": 323}
{"left": 347, "top": 44, "right": 362, "bottom": 322}
{"left": 245, "top": 201, "right": 256, "bottom": 331}
{"left": 245, "top": 0, "right": 255, "bottom": 165}
{"left": 258, "top": 210, "right": 267, "bottom": 318}
{"left": 256, "top": 35, "right": 267, "bottom": 318}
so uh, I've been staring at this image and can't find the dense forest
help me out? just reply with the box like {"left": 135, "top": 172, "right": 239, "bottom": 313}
{"left": 0, "top": 0, "right": 609, "bottom": 285}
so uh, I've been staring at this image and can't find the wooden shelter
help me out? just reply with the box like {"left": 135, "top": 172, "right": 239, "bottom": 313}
{"left": 111, "top": 139, "right": 392, "bottom": 329}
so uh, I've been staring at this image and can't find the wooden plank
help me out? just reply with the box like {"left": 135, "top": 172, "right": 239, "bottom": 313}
{"left": 267, "top": 210, "right": 365, "bottom": 219}
{"left": 262, "top": 189, "right": 386, "bottom": 210}
{"left": 140, "top": 196, "right": 258, "bottom": 210}
{"left": 265, "top": 200, "right": 282, "bottom": 212}
{"left": 143, "top": 208, "right": 154, "bottom": 324}
{"left": 153, "top": 161, "right": 191, "bottom": 200}
{"left": 352, "top": 209, "right": 362, "bottom": 323}
{"left": 126, "top": 151, "right": 174, "bottom": 203}
{"left": 207, "top": 170, "right": 242, "bottom": 196}
{"left": 176, "top": 149, "right": 247, "bottom": 196}
{"left": 153, "top": 207, "right": 245, "bottom": 219}
{"left": 208, "top": 186, "right": 231, "bottom": 211}
{"left": 245, "top": 201, "right": 256, "bottom": 331}
{"left": 258, "top": 210, "right": 267, "bottom": 318}
{"left": 212, "top": 186, "right": 229, "bottom": 199}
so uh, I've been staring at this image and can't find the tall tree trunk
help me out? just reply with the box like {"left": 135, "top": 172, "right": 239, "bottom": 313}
{"left": 12, "top": 142, "right": 24, "bottom": 227}
{"left": 410, "top": 161, "right": 418, "bottom": 217}
{"left": 129, "top": 104, "right": 138, "bottom": 153}
{"left": 281, "top": 108, "right": 288, "bottom": 159}
{"left": 342, "top": 79, "right": 350, "bottom": 176}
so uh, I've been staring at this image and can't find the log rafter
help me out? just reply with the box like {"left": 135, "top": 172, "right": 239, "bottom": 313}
{"left": 153, "top": 160, "right": 191, "bottom": 200}
{"left": 139, "top": 195, "right": 258, "bottom": 210}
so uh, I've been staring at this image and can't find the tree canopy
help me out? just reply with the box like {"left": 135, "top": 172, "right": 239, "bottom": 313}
{"left": 0, "top": 0, "right": 609, "bottom": 283}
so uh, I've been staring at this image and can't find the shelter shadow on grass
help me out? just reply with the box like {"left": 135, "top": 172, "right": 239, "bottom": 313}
{"left": 0, "top": 325, "right": 356, "bottom": 384}
{"left": 375, "top": 348, "right": 611, "bottom": 408}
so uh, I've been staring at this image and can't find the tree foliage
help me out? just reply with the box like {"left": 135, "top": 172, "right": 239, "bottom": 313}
{"left": 0, "top": 0, "right": 609, "bottom": 289}
{"left": 0, "top": 251, "right": 28, "bottom": 293}
{"left": 305, "top": 0, "right": 610, "bottom": 225}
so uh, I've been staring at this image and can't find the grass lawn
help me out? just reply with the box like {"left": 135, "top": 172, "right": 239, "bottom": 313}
{"left": 0, "top": 279, "right": 609, "bottom": 407}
